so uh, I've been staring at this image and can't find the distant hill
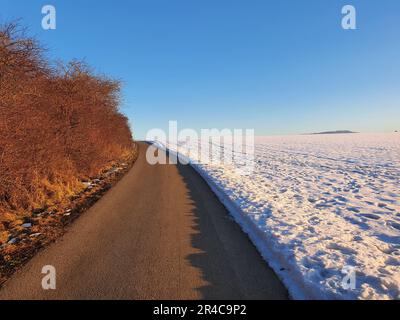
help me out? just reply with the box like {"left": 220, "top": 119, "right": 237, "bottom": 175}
{"left": 311, "top": 130, "right": 357, "bottom": 135}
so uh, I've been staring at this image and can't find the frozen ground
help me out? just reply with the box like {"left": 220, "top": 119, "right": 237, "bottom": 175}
{"left": 158, "top": 133, "right": 400, "bottom": 299}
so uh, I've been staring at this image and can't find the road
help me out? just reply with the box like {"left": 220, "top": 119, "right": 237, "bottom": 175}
{"left": 0, "top": 143, "right": 288, "bottom": 300}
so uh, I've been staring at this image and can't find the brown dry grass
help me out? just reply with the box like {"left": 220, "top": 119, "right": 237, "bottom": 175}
{"left": 0, "top": 22, "right": 135, "bottom": 234}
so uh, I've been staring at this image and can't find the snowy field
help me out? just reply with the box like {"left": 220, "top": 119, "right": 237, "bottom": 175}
{"left": 158, "top": 133, "right": 400, "bottom": 300}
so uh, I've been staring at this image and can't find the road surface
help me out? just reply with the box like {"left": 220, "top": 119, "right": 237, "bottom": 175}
{"left": 0, "top": 143, "right": 288, "bottom": 300}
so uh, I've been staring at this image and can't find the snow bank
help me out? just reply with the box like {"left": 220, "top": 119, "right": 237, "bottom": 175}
{"left": 152, "top": 133, "right": 400, "bottom": 300}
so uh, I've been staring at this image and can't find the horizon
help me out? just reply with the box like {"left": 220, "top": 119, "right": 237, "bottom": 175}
{"left": 1, "top": 0, "right": 399, "bottom": 139}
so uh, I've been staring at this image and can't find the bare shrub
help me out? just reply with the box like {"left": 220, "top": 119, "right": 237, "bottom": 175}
{"left": 0, "top": 22, "right": 134, "bottom": 216}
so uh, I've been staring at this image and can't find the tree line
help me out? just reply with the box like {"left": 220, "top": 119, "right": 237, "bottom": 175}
{"left": 0, "top": 22, "right": 134, "bottom": 215}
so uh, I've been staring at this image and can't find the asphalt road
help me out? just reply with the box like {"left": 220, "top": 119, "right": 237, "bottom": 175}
{"left": 0, "top": 143, "right": 288, "bottom": 300}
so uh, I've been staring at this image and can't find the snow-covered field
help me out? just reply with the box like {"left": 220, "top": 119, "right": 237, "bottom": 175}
{"left": 158, "top": 133, "right": 400, "bottom": 300}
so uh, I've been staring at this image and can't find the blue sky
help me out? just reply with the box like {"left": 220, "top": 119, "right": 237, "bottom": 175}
{"left": 1, "top": 0, "right": 399, "bottom": 138}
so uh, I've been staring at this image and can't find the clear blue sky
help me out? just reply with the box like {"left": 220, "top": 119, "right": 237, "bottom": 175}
{"left": 1, "top": 0, "right": 399, "bottom": 138}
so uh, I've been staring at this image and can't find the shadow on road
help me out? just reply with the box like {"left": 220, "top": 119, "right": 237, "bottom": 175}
{"left": 176, "top": 162, "right": 288, "bottom": 300}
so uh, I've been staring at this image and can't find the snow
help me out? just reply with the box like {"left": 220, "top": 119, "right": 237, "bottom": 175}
{"left": 154, "top": 133, "right": 400, "bottom": 300}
